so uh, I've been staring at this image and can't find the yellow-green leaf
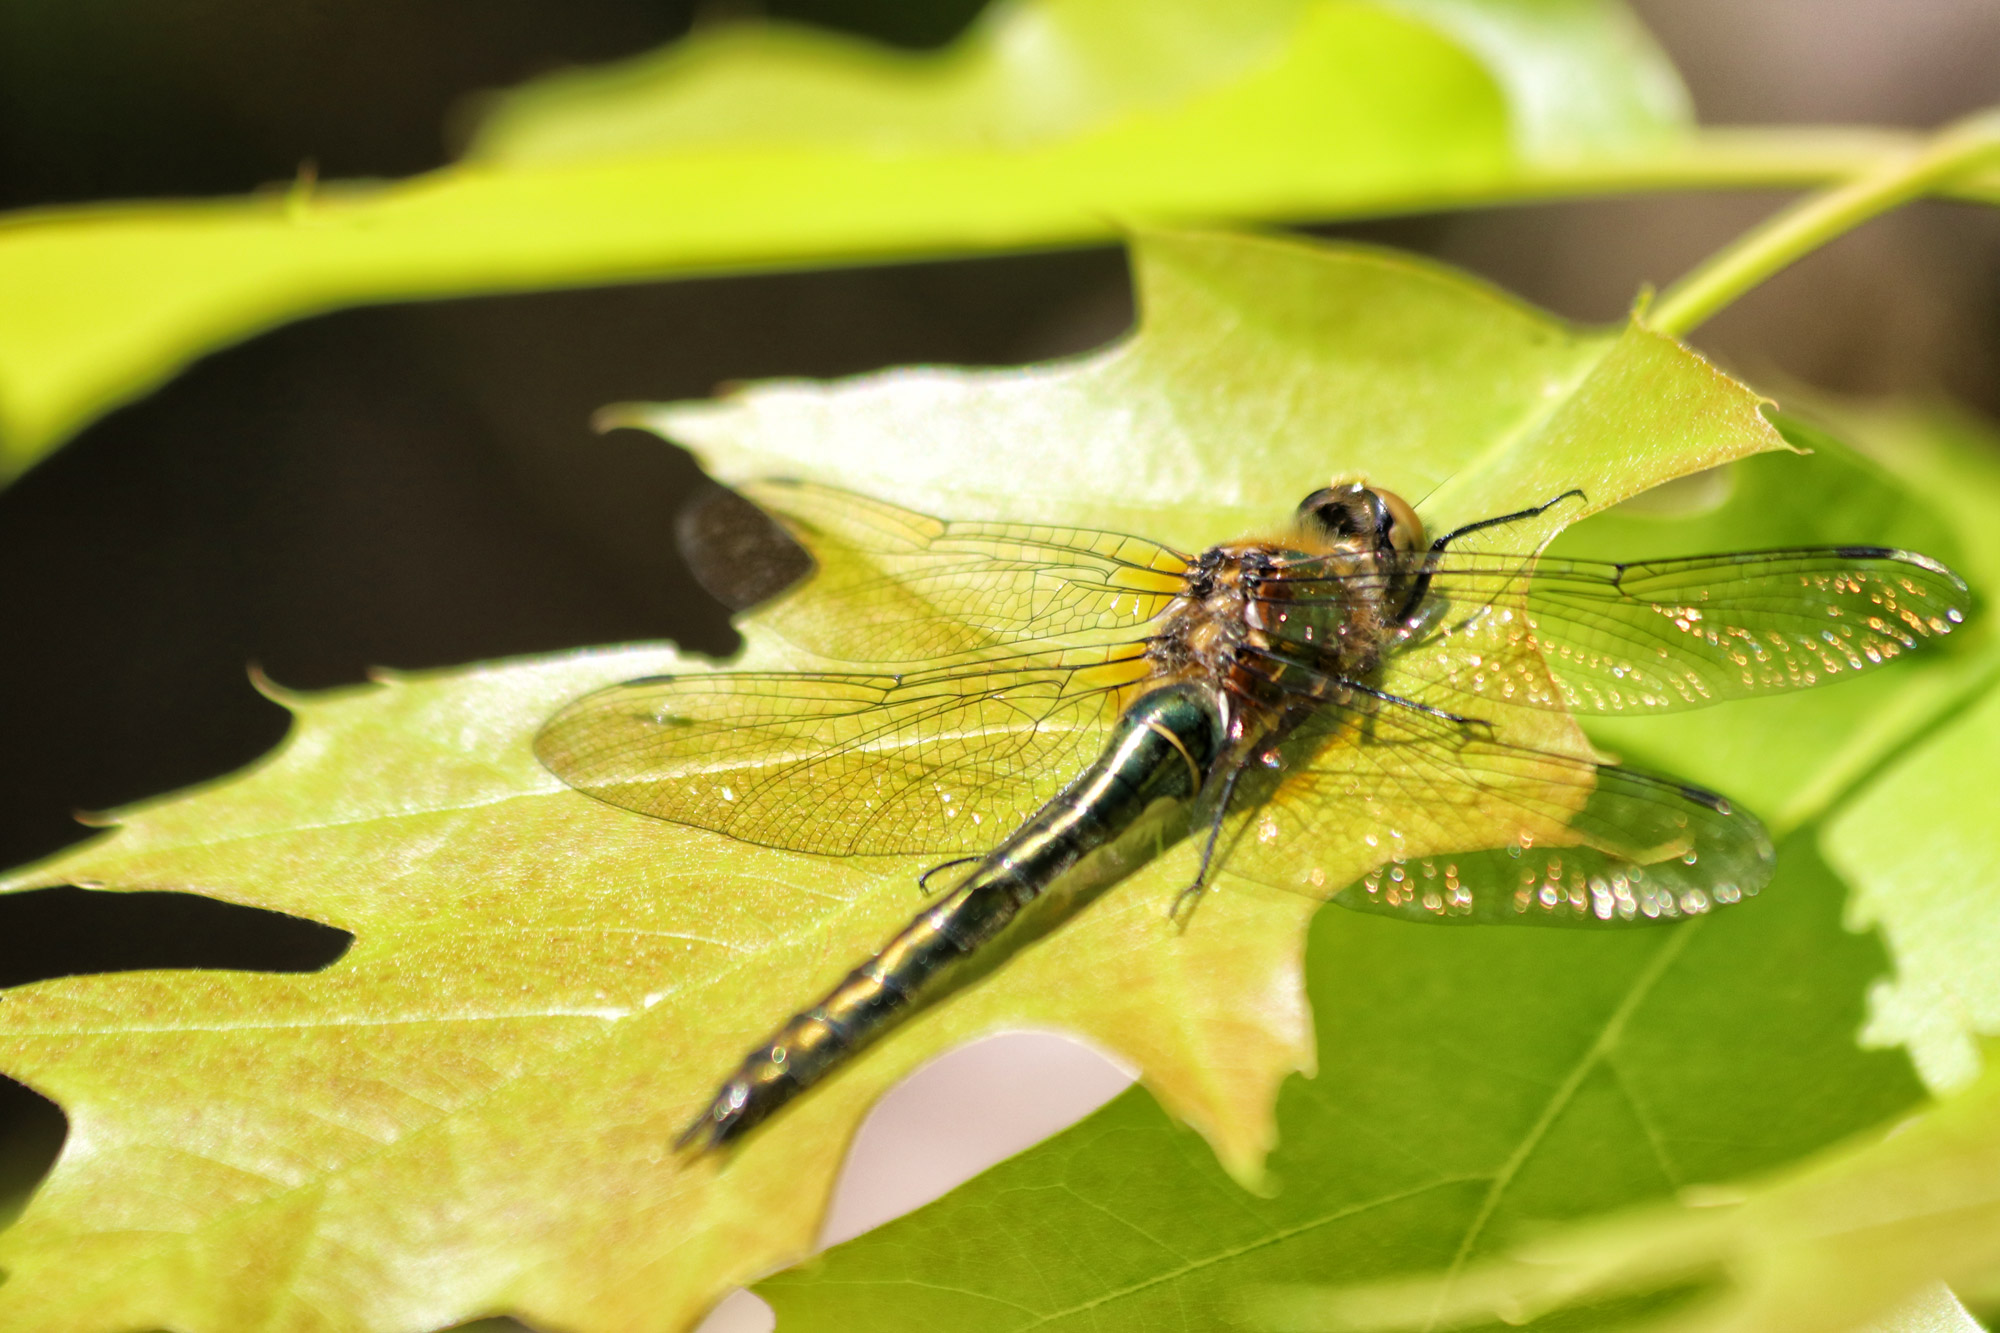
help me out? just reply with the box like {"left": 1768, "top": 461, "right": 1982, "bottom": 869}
{"left": 0, "top": 230, "right": 1787, "bottom": 1333}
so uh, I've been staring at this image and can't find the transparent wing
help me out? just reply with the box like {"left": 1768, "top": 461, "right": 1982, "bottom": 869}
{"left": 1264, "top": 546, "right": 1970, "bottom": 715}
{"left": 738, "top": 481, "right": 1190, "bottom": 664}
{"left": 535, "top": 648, "right": 1149, "bottom": 856}
{"left": 1220, "top": 694, "right": 1773, "bottom": 927}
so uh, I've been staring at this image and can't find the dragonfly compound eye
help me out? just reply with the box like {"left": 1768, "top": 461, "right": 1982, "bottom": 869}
{"left": 1374, "top": 487, "right": 1425, "bottom": 555}
{"left": 1295, "top": 484, "right": 1370, "bottom": 540}
{"left": 1296, "top": 483, "right": 1425, "bottom": 555}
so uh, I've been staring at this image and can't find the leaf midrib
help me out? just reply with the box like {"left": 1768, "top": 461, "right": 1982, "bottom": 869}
{"left": 1425, "top": 921, "right": 1699, "bottom": 1331}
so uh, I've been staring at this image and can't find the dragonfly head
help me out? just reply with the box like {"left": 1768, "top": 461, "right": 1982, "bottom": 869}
{"left": 1296, "top": 482, "right": 1425, "bottom": 557}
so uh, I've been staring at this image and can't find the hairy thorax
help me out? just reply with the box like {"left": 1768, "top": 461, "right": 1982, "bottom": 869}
{"left": 1146, "top": 537, "right": 1403, "bottom": 745}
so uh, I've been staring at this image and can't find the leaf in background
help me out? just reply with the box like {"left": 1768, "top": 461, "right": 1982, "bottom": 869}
{"left": 470, "top": 0, "right": 1317, "bottom": 160}
{"left": 0, "top": 231, "right": 1787, "bottom": 1332}
{"left": 1822, "top": 406, "right": 2000, "bottom": 1095}
{"left": 0, "top": 0, "right": 1701, "bottom": 476}
{"left": 1370, "top": 0, "right": 1690, "bottom": 155}
{"left": 473, "top": 0, "right": 1686, "bottom": 164}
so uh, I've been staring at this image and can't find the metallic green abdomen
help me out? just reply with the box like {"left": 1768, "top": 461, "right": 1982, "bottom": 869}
{"left": 677, "top": 683, "right": 1225, "bottom": 1150}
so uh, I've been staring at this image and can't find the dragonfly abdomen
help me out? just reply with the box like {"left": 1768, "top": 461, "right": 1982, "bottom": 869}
{"left": 676, "top": 683, "right": 1225, "bottom": 1151}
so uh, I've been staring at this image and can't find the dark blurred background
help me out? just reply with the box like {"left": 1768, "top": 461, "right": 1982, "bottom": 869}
{"left": 0, "top": 0, "right": 1995, "bottom": 1224}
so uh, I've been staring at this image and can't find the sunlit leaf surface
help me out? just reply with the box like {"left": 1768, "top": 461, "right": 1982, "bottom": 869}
{"left": 0, "top": 0, "right": 1698, "bottom": 474}
{"left": 0, "top": 232, "right": 1790, "bottom": 1332}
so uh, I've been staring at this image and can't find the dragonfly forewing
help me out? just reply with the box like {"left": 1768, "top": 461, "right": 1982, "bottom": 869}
{"left": 1262, "top": 546, "right": 1971, "bottom": 715}
{"left": 534, "top": 649, "right": 1153, "bottom": 856}
{"left": 739, "top": 480, "right": 1190, "bottom": 666}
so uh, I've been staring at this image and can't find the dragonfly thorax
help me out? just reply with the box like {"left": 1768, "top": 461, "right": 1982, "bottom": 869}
{"left": 1147, "top": 484, "right": 1433, "bottom": 704}
{"left": 1148, "top": 525, "right": 1409, "bottom": 724}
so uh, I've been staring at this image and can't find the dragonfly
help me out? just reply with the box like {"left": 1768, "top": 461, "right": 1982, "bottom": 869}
{"left": 535, "top": 479, "right": 1970, "bottom": 1152}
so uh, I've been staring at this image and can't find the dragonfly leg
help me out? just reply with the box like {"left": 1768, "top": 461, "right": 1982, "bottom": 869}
{"left": 1344, "top": 680, "right": 1488, "bottom": 728}
{"left": 1429, "top": 488, "right": 1586, "bottom": 553}
{"left": 1170, "top": 764, "right": 1245, "bottom": 929}
{"left": 1396, "top": 594, "right": 1453, "bottom": 647}
{"left": 915, "top": 855, "right": 982, "bottom": 897}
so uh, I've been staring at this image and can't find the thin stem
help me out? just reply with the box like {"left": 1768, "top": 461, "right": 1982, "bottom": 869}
{"left": 1649, "top": 107, "right": 2000, "bottom": 337}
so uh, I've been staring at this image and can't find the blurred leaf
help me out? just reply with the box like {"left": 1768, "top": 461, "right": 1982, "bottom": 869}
{"left": 470, "top": 0, "right": 1323, "bottom": 161}
{"left": 1369, "top": 0, "right": 1690, "bottom": 156}
{"left": 473, "top": 0, "right": 1687, "bottom": 165}
{"left": 0, "top": 0, "right": 1702, "bottom": 476}
{"left": 1822, "top": 405, "right": 2000, "bottom": 1093}
{"left": 0, "top": 230, "right": 1788, "bottom": 1332}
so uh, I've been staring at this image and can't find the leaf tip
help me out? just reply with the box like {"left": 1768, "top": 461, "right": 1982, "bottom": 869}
{"left": 246, "top": 663, "right": 305, "bottom": 708}
{"left": 591, "top": 401, "right": 655, "bottom": 434}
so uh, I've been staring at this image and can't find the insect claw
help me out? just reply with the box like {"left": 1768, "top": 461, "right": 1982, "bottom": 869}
{"left": 673, "top": 1111, "right": 720, "bottom": 1155}
{"left": 916, "top": 855, "right": 982, "bottom": 896}
{"left": 1167, "top": 880, "right": 1208, "bottom": 931}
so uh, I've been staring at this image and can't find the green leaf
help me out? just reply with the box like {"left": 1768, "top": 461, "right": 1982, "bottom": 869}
{"left": 759, "top": 832, "right": 1922, "bottom": 1330}
{"left": 470, "top": 0, "right": 1323, "bottom": 161}
{"left": 472, "top": 0, "right": 1686, "bottom": 165}
{"left": 0, "top": 230, "right": 1791, "bottom": 1332}
{"left": 1245, "top": 1049, "right": 2000, "bottom": 1333}
{"left": 0, "top": 0, "right": 1700, "bottom": 476}
{"left": 1822, "top": 406, "right": 2000, "bottom": 1094}
{"left": 1367, "top": 0, "right": 1691, "bottom": 156}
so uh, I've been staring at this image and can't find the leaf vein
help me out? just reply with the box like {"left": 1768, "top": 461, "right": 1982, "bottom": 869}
{"left": 1426, "top": 924, "right": 1702, "bottom": 1329}
{"left": 1010, "top": 1177, "right": 1483, "bottom": 1329}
